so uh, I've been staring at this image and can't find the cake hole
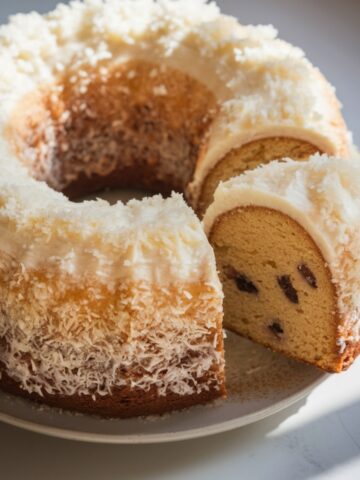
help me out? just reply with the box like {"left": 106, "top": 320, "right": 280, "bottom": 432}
{"left": 76, "top": 187, "right": 150, "bottom": 205}
{"left": 7, "top": 59, "right": 217, "bottom": 203}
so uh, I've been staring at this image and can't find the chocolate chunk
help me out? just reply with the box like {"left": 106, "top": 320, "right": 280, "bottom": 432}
{"left": 277, "top": 275, "right": 299, "bottom": 304}
{"left": 224, "top": 265, "right": 258, "bottom": 294}
{"left": 268, "top": 321, "right": 284, "bottom": 339}
{"left": 297, "top": 263, "right": 317, "bottom": 288}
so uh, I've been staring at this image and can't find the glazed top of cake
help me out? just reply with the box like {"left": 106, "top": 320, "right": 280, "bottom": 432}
{"left": 0, "top": 164, "right": 219, "bottom": 286}
{"left": 0, "top": 0, "right": 350, "bottom": 284}
{"left": 203, "top": 154, "right": 360, "bottom": 347}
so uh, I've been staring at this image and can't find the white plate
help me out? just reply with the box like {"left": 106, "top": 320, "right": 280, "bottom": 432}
{"left": 0, "top": 331, "right": 327, "bottom": 444}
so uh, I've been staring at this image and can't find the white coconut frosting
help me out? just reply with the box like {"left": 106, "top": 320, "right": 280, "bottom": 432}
{"left": 204, "top": 154, "right": 360, "bottom": 348}
{"left": 0, "top": 160, "right": 220, "bottom": 286}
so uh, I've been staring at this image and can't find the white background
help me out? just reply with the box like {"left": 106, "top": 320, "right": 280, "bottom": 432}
{"left": 0, "top": 1, "right": 360, "bottom": 479}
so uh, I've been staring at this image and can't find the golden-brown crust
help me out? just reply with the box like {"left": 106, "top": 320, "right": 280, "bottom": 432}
{"left": 337, "top": 338, "right": 360, "bottom": 371}
{"left": 0, "top": 366, "right": 226, "bottom": 418}
{"left": 225, "top": 324, "right": 343, "bottom": 373}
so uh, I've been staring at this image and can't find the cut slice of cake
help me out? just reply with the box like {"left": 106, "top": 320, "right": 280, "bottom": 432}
{"left": 204, "top": 154, "right": 360, "bottom": 372}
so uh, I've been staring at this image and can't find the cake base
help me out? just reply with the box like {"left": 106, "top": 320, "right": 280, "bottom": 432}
{"left": 0, "top": 368, "right": 225, "bottom": 418}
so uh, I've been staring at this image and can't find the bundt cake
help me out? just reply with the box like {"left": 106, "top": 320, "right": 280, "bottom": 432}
{"left": 0, "top": 0, "right": 352, "bottom": 417}
{"left": 204, "top": 155, "right": 360, "bottom": 372}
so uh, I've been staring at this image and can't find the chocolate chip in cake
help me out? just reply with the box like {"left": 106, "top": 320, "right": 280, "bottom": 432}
{"left": 224, "top": 265, "right": 258, "bottom": 294}
{"left": 297, "top": 263, "right": 318, "bottom": 288}
{"left": 268, "top": 321, "right": 284, "bottom": 339}
{"left": 277, "top": 275, "right": 299, "bottom": 304}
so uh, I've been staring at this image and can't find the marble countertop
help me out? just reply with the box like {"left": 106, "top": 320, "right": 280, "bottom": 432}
{"left": 1, "top": 1, "right": 360, "bottom": 479}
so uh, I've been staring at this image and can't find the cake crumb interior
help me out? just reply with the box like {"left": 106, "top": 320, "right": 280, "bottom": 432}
{"left": 210, "top": 205, "right": 340, "bottom": 371}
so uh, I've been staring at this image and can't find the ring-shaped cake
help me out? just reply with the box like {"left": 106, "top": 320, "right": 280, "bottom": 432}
{"left": 0, "top": 0, "right": 351, "bottom": 416}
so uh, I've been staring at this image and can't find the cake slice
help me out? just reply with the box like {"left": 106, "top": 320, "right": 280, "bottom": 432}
{"left": 204, "top": 155, "right": 360, "bottom": 372}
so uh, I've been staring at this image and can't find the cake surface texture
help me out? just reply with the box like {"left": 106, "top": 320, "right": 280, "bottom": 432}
{"left": 0, "top": 0, "right": 352, "bottom": 416}
{"left": 204, "top": 155, "right": 360, "bottom": 372}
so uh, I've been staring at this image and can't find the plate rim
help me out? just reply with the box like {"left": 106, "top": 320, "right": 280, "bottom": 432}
{"left": 0, "top": 372, "right": 328, "bottom": 444}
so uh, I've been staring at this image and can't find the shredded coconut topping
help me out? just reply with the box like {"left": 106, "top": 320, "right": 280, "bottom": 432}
{"left": 0, "top": 263, "right": 224, "bottom": 397}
